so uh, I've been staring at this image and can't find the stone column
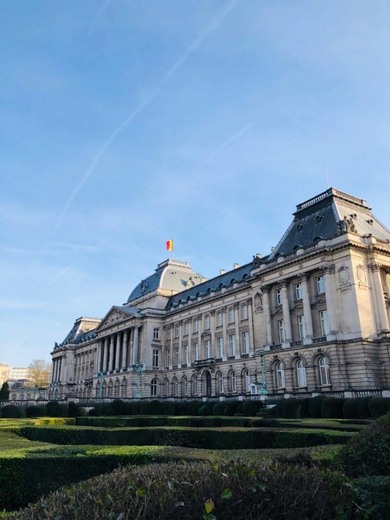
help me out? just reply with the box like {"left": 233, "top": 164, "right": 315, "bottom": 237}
{"left": 300, "top": 275, "right": 313, "bottom": 343}
{"left": 369, "top": 263, "right": 389, "bottom": 331}
{"left": 222, "top": 307, "right": 228, "bottom": 361}
{"left": 323, "top": 265, "right": 338, "bottom": 334}
{"left": 115, "top": 333, "right": 121, "bottom": 371}
{"left": 108, "top": 335, "right": 115, "bottom": 372}
{"left": 247, "top": 298, "right": 254, "bottom": 353}
{"left": 262, "top": 287, "right": 273, "bottom": 346}
{"left": 102, "top": 337, "right": 108, "bottom": 372}
{"left": 281, "top": 281, "right": 292, "bottom": 345}
{"left": 122, "top": 329, "right": 128, "bottom": 370}
{"left": 133, "top": 326, "right": 139, "bottom": 364}
{"left": 234, "top": 303, "right": 240, "bottom": 358}
{"left": 210, "top": 311, "right": 216, "bottom": 358}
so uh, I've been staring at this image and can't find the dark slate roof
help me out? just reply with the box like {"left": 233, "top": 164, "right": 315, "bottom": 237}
{"left": 269, "top": 187, "right": 390, "bottom": 259}
{"left": 114, "top": 305, "right": 142, "bottom": 317}
{"left": 166, "top": 262, "right": 255, "bottom": 310}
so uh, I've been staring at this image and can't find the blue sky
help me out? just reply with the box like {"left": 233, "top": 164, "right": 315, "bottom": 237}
{"left": 1, "top": 0, "right": 390, "bottom": 368}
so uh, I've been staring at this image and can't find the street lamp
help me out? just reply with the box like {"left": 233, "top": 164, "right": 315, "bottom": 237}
{"left": 97, "top": 371, "right": 106, "bottom": 400}
{"left": 132, "top": 363, "right": 144, "bottom": 399}
{"left": 256, "top": 348, "right": 268, "bottom": 396}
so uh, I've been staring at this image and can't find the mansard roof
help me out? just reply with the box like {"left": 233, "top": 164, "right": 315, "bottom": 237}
{"left": 269, "top": 187, "right": 390, "bottom": 259}
{"left": 55, "top": 316, "right": 101, "bottom": 349}
{"left": 127, "top": 258, "right": 206, "bottom": 303}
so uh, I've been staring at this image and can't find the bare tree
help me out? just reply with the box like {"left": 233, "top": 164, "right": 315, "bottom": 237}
{"left": 28, "top": 359, "right": 51, "bottom": 387}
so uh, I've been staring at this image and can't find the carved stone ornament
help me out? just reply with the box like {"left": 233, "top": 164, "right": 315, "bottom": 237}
{"left": 337, "top": 265, "right": 351, "bottom": 291}
{"left": 105, "top": 309, "right": 127, "bottom": 326}
{"left": 356, "top": 264, "right": 368, "bottom": 285}
{"left": 254, "top": 292, "right": 263, "bottom": 313}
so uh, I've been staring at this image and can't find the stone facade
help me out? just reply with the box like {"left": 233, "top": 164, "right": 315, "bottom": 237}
{"left": 48, "top": 188, "right": 390, "bottom": 401}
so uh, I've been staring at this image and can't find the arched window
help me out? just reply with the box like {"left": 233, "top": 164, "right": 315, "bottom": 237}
{"left": 163, "top": 378, "right": 169, "bottom": 397}
{"left": 295, "top": 359, "right": 307, "bottom": 388}
{"left": 121, "top": 378, "right": 128, "bottom": 398}
{"left": 151, "top": 378, "right": 159, "bottom": 397}
{"left": 191, "top": 374, "right": 197, "bottom": 396}
{"left": 216, "top": 372, "right": 224, "bottom": 395}
{"left": 172, "top": 377, "right": 179, "bottom": 397}
{"left": 181, "top": 376, "right": 188, "bottom": 397}
{"left": 102, "top": 380, "right": 107, "bottom": 398}
{"left": 274, "top": 361, "right": 285, "bottom": 389}
{"left": 318, "top": 356, "right": 331, "bottom": 386}
{"left": 114, "top": 379, "right": 120, "bottom": 398}
{"left": 242, "top": 369, "right": 251, "bottom": 393}
{"left": 108, "top": 380, "right": 113, "bottom": 397}
{"left": 228, "top": 370, "right": 236, "bottom": 393}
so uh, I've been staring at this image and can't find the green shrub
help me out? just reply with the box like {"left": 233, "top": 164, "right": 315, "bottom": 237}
{"left": 0, "top": 405, "right": 26, "bottom": 418}
{"left": 174, "top": 401, "right": 187, "bottom": 415}
{"left": 321, "top": 398, "right": 344, "bottom": 419}
{"left": 297, "top": 398, "right": 310, "bottom": 418}
{"left": 111, "top": 399, "right": 127, "bottom": 415}
{"left": 11, "top": 461, "right": 356, "bottom": 520}
{"left": 336, "top": 411, "right": 390, "bottom": 477}
{"left": 223, "top": 400, "right": 239, "bottom": 416}
{"left": 368, "top": 397, "right": 390, "bottom": 418}
{"left": 212, "top": 401, "right": 226, "bottom": 415}
{"left": 354, "top": 476, "right": 390, "bottom": 519}
{"left": 26, "top": 405, "right": 47, "bottom": 418}
{"left": 343, "top": 398, "right": 358, "bottom": 419}
{"left": 271, "top": 400, "right": 283, "bottom": 417}
{"left": 187, "top": 400, "right": 202, "bottom": 416}
{"left": 281, "top": 398, "right": 300, "bottom": 418}
{"left": 241, "top": 400, "right": 263, "bottom": 417}
{"left": 198, "top": 402, "right": 213, "bottom": 416}
{"left": 356, "top": 397, "right": 372, "bottom": 419}
{"left": 308, "top": 395, "right": 325, "bottom": 418}
{"left": 160, "top": 401, "right": 176, "bottom": 415}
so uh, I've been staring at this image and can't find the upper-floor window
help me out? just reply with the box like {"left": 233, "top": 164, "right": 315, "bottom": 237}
{"left": 228, "top": 334, "right": 236, "bottom": 356}
{"left": 174, "top": 324, "right": 180, "bottom": 338}
{"left": 193, "top": 342, "right": 199, "bottom": 361}
{"left": 277, "top": 320, "right": 285, "bottom": 343}
{"left": 241, "top": 303, "right": 248, "bottom": 320}
{"left": 242, "top": 331, "right": 249, "bottom": 354}
{"left": 152, "top": 349, "right": 159, "bottom": 369}
{"left": 184, "top": 345, "right": 189, "bottom": 365}
{"left": 165, "top": 349, "right": 170, "bottom": 367}
{"left": 193, "top": 317, "right": 199, "bottom": 333}
{"left": 228, "top": 307, "right": 235, "bottom": 323}
{"left": 316, "top": 275, "right": 325, "bottom": 294}
{"left": 183, "top": 320, "right": 189, "bottom": 336}
{"left": 153, "top": 328, "right": 160, "bottom": 340}
{"left": 295, "top": 282, "right": 302, "bottom": 300}
{"left": 174, "top": 347, "right": 179, "bottom": 366}
{"left": 297, "top": 315, "right": 305, "bottom": 340}
{"left": 216, "top": 311, "right": 223, "bottom": 327}
{"left": 275, "top": 288, "right": 282, "bottom": 306}
{"left": 217, "top": 337, "right": 224, "bottom": 358}
{"left": 319, "top": 310, "right": 329, "bottom": 336}
{"left": 204, "top": 339, "right": 211, "bottom": 359}
{"left": 204, "top": 314, "right": 210, "bottom": 330}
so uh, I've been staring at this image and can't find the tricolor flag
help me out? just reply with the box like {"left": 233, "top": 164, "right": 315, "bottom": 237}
{"left": 166, "top": 239, "right": 174, "bottom": 252}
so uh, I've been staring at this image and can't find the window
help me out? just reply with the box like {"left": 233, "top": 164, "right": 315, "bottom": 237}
{"left": 183, "top": 320, "right": 189, "bottom": 336}
{"left": 174, "top": 324, "right": 180, "bottom": 338}
{"left": 228, "top": 370, "right": 237, "bottom": 393}
{"left": 172, "top": 378, "right": 178, "bottom": 396}
{"left": 193, "top": 342, "right": 199, "bottom": 361}
{"left": 319, "top": 356, "right": 331, "bottom": 386}
{"left": 275, "top": 288, "right": 282, "bottom": 306}
{"left": 181, "top": 376, "right": 188, "bottom": 396}
{"left": 319, "top": 310, "right": 329, "bottom": 336}
{"left": 297, "top": 315, "right": 305, "bottom": 340}
{"left": 174, "top": 347, "right": 179, "bottom": 366}
{"left": 228, "top": 334, "right": 236, "bottom": 356}
{"left": 191, "top": 374, "right": 197, "bottom": 395}
{"left": 151, "top": 378, "right": 158, "bottom": 397}
{"left": 165, "top": 349, "right": 170, "bottom": 368}
{"left": 153, "top": 327, "right": 160, "bottom": 340}
{"left": 204, "top": 314, "right": 210, "bottom": 330}
{"left": 152, "top": 349, "right": 159, "bottom": 369}
{"left": 163, "top": 378, "right": 169, "bottom": 397}
{"left": 193, "top": 317, "right": 198, "bottom": 333}
{"left": 204, "top": 339, "right": 211, "bottom": 359}
{"left": 295, "top": 282, "right": 302, "bottom": 300}
{"left": 316, "top": 275, "right": 325, "bottom": 294}
{"left": 228, "top": 307, "right": 235, "bottom": 323}
{"left": 241, "top": 303, "right": 248, "bottom": 320}
{"left": 184, "top": 344, "right": 189, "bottom": 365}
{"left": 242, "top": 331, "right": 249, "bottom": 354}
{"left": 216, "top": 372, "right": 224, "bottom": 394}
{"left": 167, "top": 327, "right": 171, "bottom": 339}
{"left": 277, "top": 320, "right": 285, "bottom": 343}
{"left": 217, "top": 337, "right": 224, "bottom": 358}
{"left": 296, "top": 359, "right": 307, "bottom": 387}
{"left": 242, "top": 369, "right": 251, "bottom": 392}
{"left": 275, "top": 361, "right": 285, "bottom": 388}
{"left": 216, "top": 311, "right": 223, "bottom": 327}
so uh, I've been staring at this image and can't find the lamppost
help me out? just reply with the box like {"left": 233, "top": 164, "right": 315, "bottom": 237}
{"left": 132, "top": 363, "right": 144, "bottom": 399}
{"left": 256, "top": 348, "right": 268, "bottom": 396}
{"left": 97, "top": 371, "right": 106, "bottom": 400}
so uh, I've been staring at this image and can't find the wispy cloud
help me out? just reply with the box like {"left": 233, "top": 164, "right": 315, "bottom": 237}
{"left": 55, "top": 0, "right": 241, "bottom": 233}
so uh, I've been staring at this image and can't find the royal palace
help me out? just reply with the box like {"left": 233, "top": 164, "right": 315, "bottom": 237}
{"left": 47, "top": 188, "right": 390, "bottom": 402}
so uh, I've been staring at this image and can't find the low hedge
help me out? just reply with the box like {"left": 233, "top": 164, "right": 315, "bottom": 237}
{"left": 10, "top": 461, "right": 357, "bottom": 519}
{"left": 17, "top": 425, "right": 353, "bottom": 450}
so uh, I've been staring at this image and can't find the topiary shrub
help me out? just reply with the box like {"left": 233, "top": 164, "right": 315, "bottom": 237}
{"left": 356, "top": 397, "right": 372, "bottom": 419}
{"left": 187, "top": 400, "right": 202, "bottom": 416}
{"left": 223, "top": 400, "right": 239, "bottom": 416}
{"left": 308, "top": 395, "right": 325, "bottom": 418}
{"left": 321, "top": 398, "right": 344, "bottom": 419}
{"left": 68, "top": 402, "right": 82, "bottom": 417}
{"left": 46, "top": 401, "right": 62, "bottom": 417}
{"left": 281, "top": 398, "right": 300, "bottom": 418}
{"left": 212, "top": 401, "right": 226, "bottom": 416}
{"left": 198, "top": 402, "right": 213, "bottom": 416}
{"left": 241, "top": 400, "right": 263, "bottom": 417}
{"left": 1, "top": 404, "right": 26, "bottom": 418}
{"left": 174, "top": 401, "right": 187, "bottom": 416}
{"left": 297, "top": 398, "right": 310, "bottom": 418}
{"left": 160, "top": 401, "right": 176, "bottom": 415}
{"left": 336, "top": 411, "right": 390, "bottom": 477}
{"left": 368, "top": 397, "right": 390, "bottom": 418}
{"left": 342, "top": 398, "right": 358, "bottom": 419}
{"left": 26, "top": 405, "right": 47, "bottom": 418}
{"left": 111, "top": 399, "right": 127, "bottom": 415}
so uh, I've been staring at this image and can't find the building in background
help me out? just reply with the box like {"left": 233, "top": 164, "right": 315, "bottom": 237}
{"left": 49, "top": 188, "right": 390, "bottom": 401}
{"left": 0, "top": 365, "right": 10, "bottom": 387}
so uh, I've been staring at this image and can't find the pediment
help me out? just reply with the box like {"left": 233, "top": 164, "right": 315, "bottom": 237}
{"left": 97, "top": 307, "right": 132, "bottom": 331}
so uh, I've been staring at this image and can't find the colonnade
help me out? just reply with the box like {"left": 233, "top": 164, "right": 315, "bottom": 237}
{"left": 51, "top": 357, "right": 63, "bottom": 383}
{"left": 98, "top": 325, "right": 141, "bottom": 374}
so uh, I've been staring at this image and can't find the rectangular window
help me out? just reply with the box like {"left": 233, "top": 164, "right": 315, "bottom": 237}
{"left": 183, "top": 320, "right": 189, "bottom": 336}
{"left": 153, "top": 328, "right": 160, "bottom": 340}
{"left": 228, "top": 334, "right": 236, "bottom": 356}
{"left": 193, "top": 317, "right": 198, "bottom": 333}
{"left": 277, "top": 320, "right": 285, "bottom": 343}
{"left": 174, "top": 347, "right": 179, "bottom": 366}
{"left": 241, "top": 303, "right": 248, "bottom": 320}
{"left": 216, "top": 311, "right": 223, "bottom": 327}
{"left": 165, "top": 349, "right": 170, "bottom": 367}
{"left": 242, "top": 331, "right": 249, "bottom": 354}
{"left": 316, "top": 275, "right": 325, "bottom": 294}
{"left": 174, "top": 324, "right": 179, "bottom": 338}
{"left": 228, "top": 307, "right": 235, "bottom": 323}
{"left": 275, "top": 288, "right": 282, "bottom": 306}
{"left": 193, "top": 342, "right": 199, "bottom": 361}
{"left": 184, "top": 345, "right": 189, "bottom": 365}
{"left": 295, "top": 282, "right": 302, "bottom": 300}
{"left": 204, "top": 314, "right": 210, "bottom": 330}
{"left": 297, "top": 315, "right": 305, "bottom": 340}
{"left": 217, "top": 337, "right": 224, "bottom": 358}
{"left": 152, "top": 349, "right": 159, "bottom": 368}
{"left": 204, "top": 339, "right": 211, "bottom": 359}
{"left": 319, "top": 310, "right": 329, "bottom": 336}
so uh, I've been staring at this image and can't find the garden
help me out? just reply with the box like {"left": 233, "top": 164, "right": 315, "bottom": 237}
{"left": 0, "top": 395, "right": 390, "bottom": 519}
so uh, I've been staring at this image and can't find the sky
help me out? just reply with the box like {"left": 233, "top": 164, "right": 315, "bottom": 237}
{"left": 1, "top": 0, "right": 390, "bottom": 368}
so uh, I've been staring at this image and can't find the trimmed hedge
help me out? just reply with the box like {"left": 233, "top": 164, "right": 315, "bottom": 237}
{"left": 0, "top": 405, "right": 26, "bottom": 419}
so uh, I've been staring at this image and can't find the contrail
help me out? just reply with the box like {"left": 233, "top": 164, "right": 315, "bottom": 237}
{"left": 204, "top": 123, "right": 254, "bottom": 163}
{"left": 55, "top": 0, "right": 240, "bottom": 234}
